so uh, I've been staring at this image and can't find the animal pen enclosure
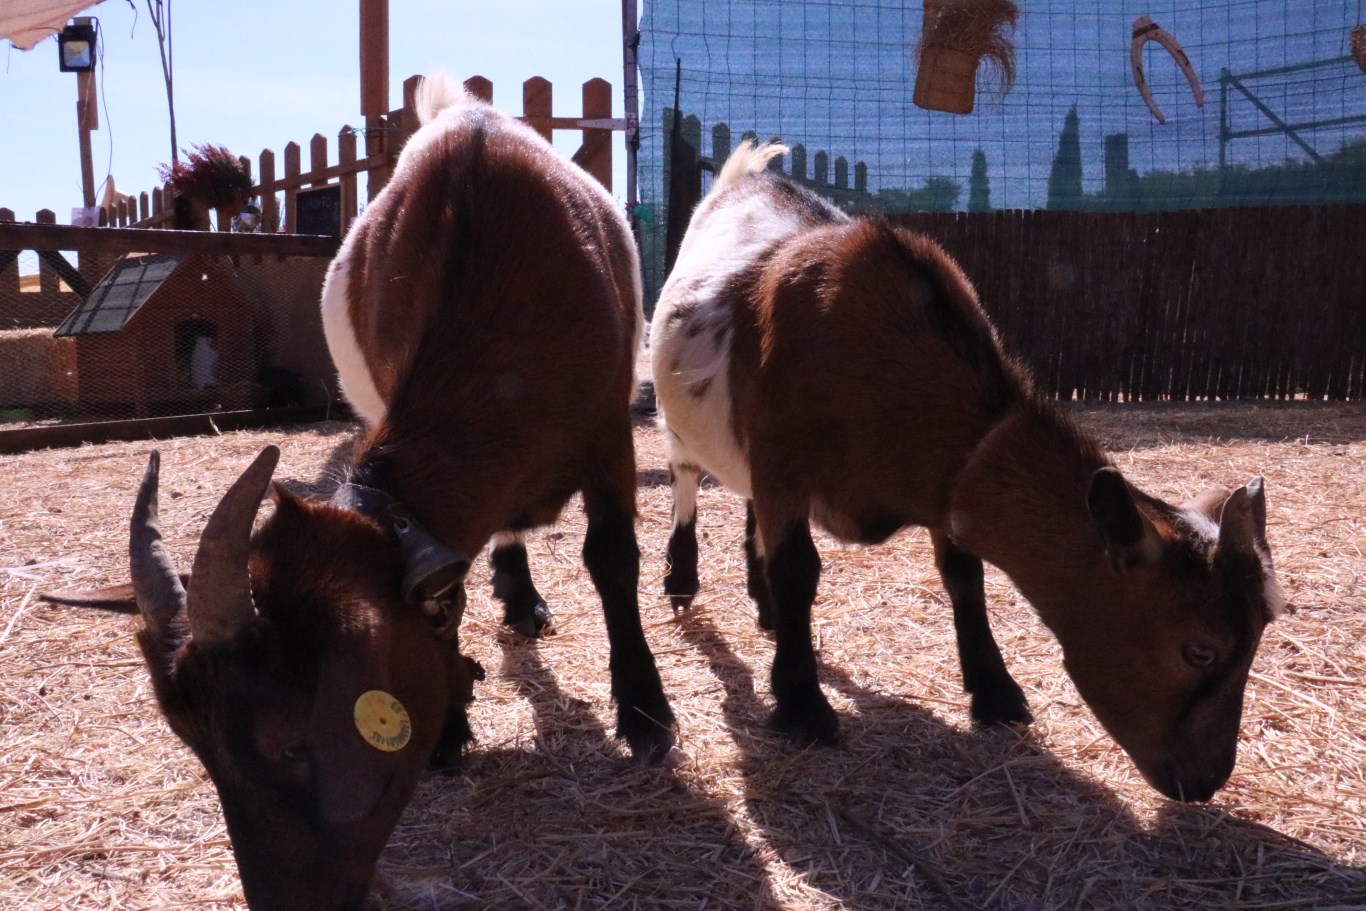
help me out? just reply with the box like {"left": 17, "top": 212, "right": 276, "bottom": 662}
{"left": 0, "top": 73, "right": 624, "bottom": 450}
{"left": 1, "top": 7, "right": 1364, "bottom": 909}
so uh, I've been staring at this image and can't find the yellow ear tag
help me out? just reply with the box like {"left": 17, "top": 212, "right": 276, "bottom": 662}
{"left": 353, "top": 690, "right": 412, "bottom": 752}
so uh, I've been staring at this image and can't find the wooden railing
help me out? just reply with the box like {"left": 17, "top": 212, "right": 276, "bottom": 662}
{"left": 4, "top": 73, "right": 622, "bottom": 235}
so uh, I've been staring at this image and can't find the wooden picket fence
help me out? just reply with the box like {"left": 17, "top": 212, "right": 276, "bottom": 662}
{"left": 894, "top": 205, "right": 1366, "bottom": 401}
{"left": 4, "top": 73, "right": 619, "bottom": 235}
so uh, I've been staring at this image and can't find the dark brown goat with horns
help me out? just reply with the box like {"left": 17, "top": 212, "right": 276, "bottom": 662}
{"left": 45, "top": 73, "right": 676, "bottom": 911}
{"left": 650, "top": 141, "right": 1286, "bottom": 803}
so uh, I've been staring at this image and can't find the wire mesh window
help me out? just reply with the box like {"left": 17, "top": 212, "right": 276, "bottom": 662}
{"left": 637, "top": 1, "right": 1366, "bottom": 296}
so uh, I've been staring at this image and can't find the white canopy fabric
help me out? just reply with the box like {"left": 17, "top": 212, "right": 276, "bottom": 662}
{"left": 0, "top": 0, "right": 107, "bottom": 51}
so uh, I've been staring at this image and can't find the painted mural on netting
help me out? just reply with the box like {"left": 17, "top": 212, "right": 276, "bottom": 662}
{"left": 636, "top": 0, "right": 1366, "bottom": 299}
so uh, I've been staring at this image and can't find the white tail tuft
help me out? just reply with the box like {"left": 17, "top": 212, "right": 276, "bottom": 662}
{"left": 415, "top": 72, "right": 472, "bottom": 126}
{"left": 713, "top": 140, "right": 790, "bottom": 194}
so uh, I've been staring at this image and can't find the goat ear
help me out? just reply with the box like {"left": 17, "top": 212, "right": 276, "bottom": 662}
{"left": 40, "top": 576, "right": 192, "bottom": 613}
{"left": 1088, "top": 468, "right": 1159, "bottom": 572}
{"left": 1217, "top": 485, "right": 1257, "bottom": 555}
{"left": 1218, "top": 478, "right": 1290, "bottom": 620}
{"left": 1245, "top": 476, "right": 1268, "bottom": 546}
{"left": 1182, "top": 485, "right": 1230, "bottom": 523}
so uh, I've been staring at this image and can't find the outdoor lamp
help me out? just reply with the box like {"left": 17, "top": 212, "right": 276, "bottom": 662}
{"left": 234, "top": 205, "right": 262, "bottom": 233}
{"left": 57, "top": 23, "right": 97, "bottom": 73}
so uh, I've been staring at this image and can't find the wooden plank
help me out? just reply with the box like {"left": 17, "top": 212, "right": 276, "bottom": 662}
{"left": 523, "top": 76, "right": 554, "bottom": 143}
{"left": 0, "top": 222, "right": 340, "bottom": 257}
{"left": 36, "top": 250, "right": 92, "bottom": 298}
{"left": 259, "top": 149, "right": 278, "bottom": 233}
{"left": 465, "top": 75, "right": 493, "bottom": 103}
{"left": 248, "top": 153, "right": 390, "bottom": 195}
{"left": 0, "top": 406, "right": 339, "bottom": 456}
{"left": 283, "top": 141, "right": 301, "bottom": 233}
{"left": 365, "top": 113, "right": 390, "bottom": 202}
{"left": 36, "top": 210, "right": 59, "bottom": 293}
{"left": 338, "top": 127, "right": 358, "bottom": 231}
{"left": 573, "top": 78, "right": 613, "bottom": 192}
{"left": 0, "top": 205, "right": 17, "bottom": 298}
{"left": 359, "top": 0, "right": 389, "bottom": 118}
{"left": 309, "top": 133, "right": 329, "bottom": 188}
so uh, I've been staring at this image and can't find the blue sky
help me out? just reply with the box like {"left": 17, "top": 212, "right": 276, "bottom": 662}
{"left": 1, "top": 2, "right": 629, "bottom": 224}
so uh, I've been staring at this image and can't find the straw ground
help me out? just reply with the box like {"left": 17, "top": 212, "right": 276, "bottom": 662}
{"left": 2, "top": 402, "right": 1364, "bottom": 910}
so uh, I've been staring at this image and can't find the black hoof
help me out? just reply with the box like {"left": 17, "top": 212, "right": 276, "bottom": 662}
{"left": 663, "top": 575, "right": 699, "bottom": 610}
{"left": 618, "top": 709, "right": 677, "bottom": 765}
{"left": 504, "top": 601, "right": 551, "bottom": 639}
{"left": 430, "top": 711, "right": 473, "bottom": 774}
{"left": 969, "top": 683, "right": 1033, "bottom": 727}
{"left": 769, "top": 702, "right": 839, "bottom": 747}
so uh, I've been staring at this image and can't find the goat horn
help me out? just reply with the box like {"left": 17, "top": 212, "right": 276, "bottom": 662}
{"left": 129, "top": 450, "right": 188, "bottom": 637}
{"left": 185, "top": 446, "right": 280, "bottom": 646}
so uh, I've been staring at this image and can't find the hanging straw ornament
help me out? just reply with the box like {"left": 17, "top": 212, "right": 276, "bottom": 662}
{"left": 913, "top": 0, "right": 1019, "bottom": 115}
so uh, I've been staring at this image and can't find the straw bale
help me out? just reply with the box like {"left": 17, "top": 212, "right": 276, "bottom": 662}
{"left": 0, "top": 328, "right": 77, "bottom": 408}
{"left": 1, "top": 401, "right": 1363, "bottom": 909}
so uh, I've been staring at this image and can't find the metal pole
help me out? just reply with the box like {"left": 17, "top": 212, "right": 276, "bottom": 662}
{"left": 622, "top": 0, "right": 640, "bottom": 211}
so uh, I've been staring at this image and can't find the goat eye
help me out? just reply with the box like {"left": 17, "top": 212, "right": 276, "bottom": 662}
{"left": 1183, "top": 642, "right": 1217, "bottom": 668}
{"left": 280, "top": 742, "right": 310, "bottom": 765}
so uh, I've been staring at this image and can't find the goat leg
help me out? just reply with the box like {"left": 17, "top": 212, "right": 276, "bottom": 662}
{"left": 932, "top": 531, "right": 1032, "bottom": 726}
{"left": 490, "top": 533, "right": 550, "bottom": 637}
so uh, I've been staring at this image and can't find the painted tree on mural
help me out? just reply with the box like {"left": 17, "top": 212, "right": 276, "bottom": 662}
{"left": 1047, "top": 105, "right": 1083, "bottom": 210}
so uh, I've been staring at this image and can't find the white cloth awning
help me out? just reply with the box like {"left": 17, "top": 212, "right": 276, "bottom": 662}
{"left": 1, "top": 1, "right": 107, "bottom": 51}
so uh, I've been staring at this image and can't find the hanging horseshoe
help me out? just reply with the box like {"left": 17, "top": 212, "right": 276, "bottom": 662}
{"left": 1130, "top": 15, "right": 1204, "bottom": 124}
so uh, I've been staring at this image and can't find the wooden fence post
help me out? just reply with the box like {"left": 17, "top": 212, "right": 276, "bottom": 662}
{"left": 283, "top": 142, "right": 301, "bottom": 233}
{"left": 259, "top": 149, "right": 277, "bottom": 232}
{"left": 36, "top": 210, "right": 59, "bottom": 293}
{"left": 339, "top": 127, "right": 358, "bottom": 230}
{"left": 575, "top": 78, "right": 613, "bottom": 192}
{"left": 399, "top": 74, "right": 422, "bottom": 149}
{"left": 0, "top": 208, "right": 16, "bottom": 298}
{"left": 309, "top": 134, "right": 328, "bottom": 188}
{"left": 524, "top": 77, "right": 553, "bottom": 143}
{"left": 465, "top": 75, "right": 492, "bottom": 102}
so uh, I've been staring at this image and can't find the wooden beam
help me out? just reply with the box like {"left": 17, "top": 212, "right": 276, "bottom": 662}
{"left": 36, "top": 250, "right": 93, "bottom": 298}
{"left": 75, "top": 18, "right": 98, "bottom": 210}
{"left": 0, "top": 223, "right": 341, "bottom": 257}
{"left": 0, "top": 406, "right": 340, "bottom": 456}
{"left": 360, "top": 0, "right": 389, "bottom": 118}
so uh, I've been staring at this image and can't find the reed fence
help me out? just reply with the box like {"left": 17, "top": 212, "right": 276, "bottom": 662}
{"left": 895, "top": 205, "right": 1366, "bottom": 401}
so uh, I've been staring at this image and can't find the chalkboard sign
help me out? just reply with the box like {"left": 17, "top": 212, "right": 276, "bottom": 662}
{"left": 296, "top": 184, "right": 343, "bottom": 237}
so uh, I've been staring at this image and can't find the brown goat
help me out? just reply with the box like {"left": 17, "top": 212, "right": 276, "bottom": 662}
{"left": 651, "top": 142, "right": 1284, "bottom": 802}
{"left": 46, "top": 75, "right": 676, "bottom": 911}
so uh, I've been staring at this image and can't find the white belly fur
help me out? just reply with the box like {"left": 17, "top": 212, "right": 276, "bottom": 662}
{"left": 320, "top": 253, "right": 388, "bottom": 426}
{"left": 650, "top": 198, "right": 809, "bottom": 498}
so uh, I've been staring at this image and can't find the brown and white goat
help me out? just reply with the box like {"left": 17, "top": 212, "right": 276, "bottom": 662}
{"left": 47, "top": 75, "right": 676, "bottom": 911}
{"left": 651, "top": 142, "right": 1284, "bottom": 802}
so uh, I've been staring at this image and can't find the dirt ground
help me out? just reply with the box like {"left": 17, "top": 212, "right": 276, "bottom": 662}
{"left": 2, "top": 402, "right": 1364, "bottom": 910}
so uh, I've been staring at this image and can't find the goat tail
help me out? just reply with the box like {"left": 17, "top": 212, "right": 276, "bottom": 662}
{"left": 713, "top": 140, "right": 790, "bottom": 194}
{"left": 415, "top": 71, "right": 473, "bottom": 126}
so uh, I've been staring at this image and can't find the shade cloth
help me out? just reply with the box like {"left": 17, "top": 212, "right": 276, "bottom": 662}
{"left": 1, "top": 0, "right": 107, "bottom": 51}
